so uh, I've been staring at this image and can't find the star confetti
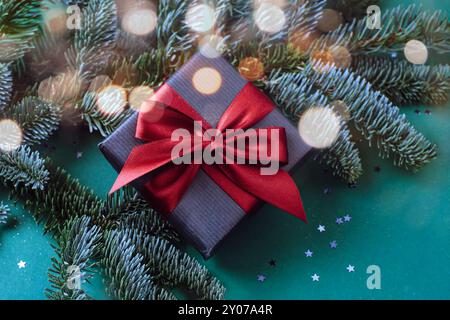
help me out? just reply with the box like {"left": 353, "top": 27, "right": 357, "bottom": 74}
{"left": 17, "top": 260, "right": 26, "bottom": 269}
{"left": 323, "top": 187, "right": 331, "bottom": 195}
{"left": 329, "top": 240, "right": 338, "bottom": 249}
{"left": 343, "top": 214, "right": 352, "bottom": 222}
{"left": 425, "top": 109, "right": 431, "bottom": 115}
{"left": 346, "top": 265, "right": 355, "bottom": 272}
{"left": 336, "top": 217, "right": 344, "bottom": 225}
{"left": 257, "top": 274, "right": 267, "bottom": 282}
{"left": 305, "top": 249, "right": 313, "bottom": 258}
{"left": 269, "top": 259, "right": 277, "bottom": 267}
{"left": 76, "top": 151, "right": 83, "bottom": 159}
{"left": 415, "top": 109, "right": 421, "bottom": 114}
{"left": 311, "top": 273, "right": 320, "bottom": 282}
{"left": 317, "top": 225, "right": 326, "bottom": 233}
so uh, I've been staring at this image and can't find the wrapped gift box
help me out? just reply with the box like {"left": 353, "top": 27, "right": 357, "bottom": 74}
{"left": 99, "top": 52, "right": 311, "bottom": 259}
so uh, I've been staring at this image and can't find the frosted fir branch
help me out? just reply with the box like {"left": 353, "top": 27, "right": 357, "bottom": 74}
{"left": 46, "top": 216, "right": 102, "bottom": 300}
{"left": 309, "top": 4, "right": 450, "bottom": 55}
{"left": 102, "top": 229, "right": 176, "bottom": 300}
{"left": 0, "top": 0, "right": 41, "bottom": 62}
{"left": 121, "top": 227, "right": 226, "bottom": 300}
{"left": 3, "top": 97, "right": 61, "bottom": 146}
{"left": 68, "top": 0, "right": 118, "bottom": 77}
{"left": 0, "top": 63, "right": 12, "bottom": 111}
{"left": 0, "top": 146, "right": 49, "bottom": 190}
{"left": 351, "top": 55, "right": 450, "bottom": 106}
{"left": 267, "top": 70, "right": 363, "bottom": 183}
{"left": 303, "top": 62, "right": 437, "bottom": 170}
{"left": 0, "top": 202, "right": 9, "bottom": 224}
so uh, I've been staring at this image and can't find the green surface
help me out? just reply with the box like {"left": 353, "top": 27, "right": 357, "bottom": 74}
{"left": 0, "top": 0, "right": 449, "bottom": 300}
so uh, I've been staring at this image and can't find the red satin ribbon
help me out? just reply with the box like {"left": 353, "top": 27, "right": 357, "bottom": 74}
{"left": 110, "top": 83, "right": 306, "bottom": 221}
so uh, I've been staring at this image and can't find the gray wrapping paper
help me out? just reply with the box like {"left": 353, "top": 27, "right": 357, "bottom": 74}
{"left": 99, "top": 52, "right": 311, "bottom": 258}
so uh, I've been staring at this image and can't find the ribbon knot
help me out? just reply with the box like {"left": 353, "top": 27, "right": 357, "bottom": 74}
{"left": 110, "top": 82, "right": 306, "bottom": 221}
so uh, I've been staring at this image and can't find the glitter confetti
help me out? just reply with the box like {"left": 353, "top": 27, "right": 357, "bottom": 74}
{"left": 17, "top": 260, "right": 27, "bottom": 269}
{"left": 329, "top": 240, "right": 338, "bottom": 249}
{"left": 257, "top": 274, "right": 267, "bottom": 282}
{"left": 346, "top": 265, "right": 355, "bottom": 272}
{"left": 305, "top": 249, "right": 313, "bottom": 258}
{"left": 311, "top": 273, "right": 320, "bottom": 282}
{"left": 317, "top": 225, "right": 326, "bottom": 233}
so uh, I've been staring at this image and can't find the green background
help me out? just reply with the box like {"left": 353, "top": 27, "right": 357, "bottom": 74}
{"left": 0, "top": 0, "right": 449, "bottom": 300}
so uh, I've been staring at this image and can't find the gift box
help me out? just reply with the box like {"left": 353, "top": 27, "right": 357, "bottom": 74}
{"left": 99, "top": 52, "right": 312, "bottom": 259}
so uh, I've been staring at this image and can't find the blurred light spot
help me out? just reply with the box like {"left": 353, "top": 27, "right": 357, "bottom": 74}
{"left": 38, "top": 69, "right": 84, "bottom": 105}
{"left": 192, "top": 68, "right": 222, "bottom": 95}
{"left": 254, "top": 3, "right": 286, "bottom": 34}
{"left": 96, "top": 85, "right": 128, "bottom": 115}
{"left": 0, "top": 120, "right": 23, "bottom": 152}
{"left": 331, "top": 100, "right": 350, "bottom": 121}
{"left": 199, "top": 34, "right": 226, "bottom": 58}
{"left": 330, "top": 45, "right": 351, "bottom": 69}
{"left": 289, "top": 30, "right": 322, "bottom": 54}
{"left": 40, "top": 1, "right": 67, "bottom": 36}
{"left": 186, "top": 4, "right": 216, "bottom": 33}
{"left": 317, "top": 9, "right": 343, "bottom": 33}
{"left": 88, "top": 75, "right": 113, "bottom": 93}
{"left": 122, "top": 8, "right": 157, "bottom": 36}
{"left": 299, "top": 107, "right": 341, "bottom": 149}
{"left": 404, "top": 40, "right": 428, "bottom": 65}
{"left": 129, "top": 86, "right": 154, "bottom": 111}
{"left": 310, "top": 50, "right": 335, "bottom": 73}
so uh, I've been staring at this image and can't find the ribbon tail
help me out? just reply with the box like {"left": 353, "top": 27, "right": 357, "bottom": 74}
{"left": 110, "top": 139, "right": 178, "bottom": 194}
{"left": 219, "top": 164, "right": 307, "bottom": 221}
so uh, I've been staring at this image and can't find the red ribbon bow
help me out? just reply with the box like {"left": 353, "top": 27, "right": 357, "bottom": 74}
{"left": 110, "top": 82, "right": 306, "bottom": 221}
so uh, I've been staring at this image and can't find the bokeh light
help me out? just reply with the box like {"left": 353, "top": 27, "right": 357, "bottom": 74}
{"left": 289, "top": 30, "right": 322, "bottom": 54}
{"left": 329, "top": 45, "right": 352, "bottom": 69}
{"left": 96, "top": 85, "right": 128, "bottom": 115}
{"left": 330, "top": 100, "right": 350, "bottom": 121}
{"left": 122, "top": 8, "right": 157, "bottom": 36}
{"left": 317, "top": 9, "right": 343, "bottom": 33}
{"left": 404, "top": 40, "right": 428, "bottom": 65}
{"left": 298, "top": 107, "right": 341, "bottom": 149}
{"left": 310, "top": 50, "right": 335, "bottom": 73}
{"left": 129, "top": 86, "right": 155, "bottom": 111}
{"left": 192, "top": 67, "right": 222, "bottom": 95}
{"left": 185, "top": 4, "right": 216, "bottom": 33}
{"left": 199, "top": 34, "right": 226, "bottom": 58}
{"left": 0, "top": 119, "right": 23, "bottom": 152}
{"left": 254, "top": 3, "right": 286, "bottom": 34}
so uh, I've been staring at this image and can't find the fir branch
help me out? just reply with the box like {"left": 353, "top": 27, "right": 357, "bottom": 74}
{"left": 0, "top": 63, "right": 12, "bottom": 111}
{"left": 3, "top": 97, "right": 61, "bottom": 146}
{"left": 351, "top": 55, "right": 450, "bottom": 106}
{"left": 268, "top": 70, "right": 363, "bottom": 183}
{"left": 0, "top": 0, "right": 41, "bottom": 62}
{"left": 326, "top": 0, "right": 380, "bottom": 22}
{"left": 0, "top": 201, "right": 9, "bottom": 224}
{"left": 303, "top": 63, "right": 437, "bottom": 170}
{"left": 121, "top": 228, "right": 226, "bottom": 300}
{"left": 69, "top": 0, "right": 118, "bottom": 77}
{"left": 9, "top": 160, "right": 103, "bottom": 233}
{"left": 106, "top": 187, "right": 179, "bottom": 243}
{"left": 0, "top": 146, "right": 49, "bottom": 190}
{"left": 310, "top": 5, "right": 450, "bottom": 54}
{"left": 102, "top": 229, "right": 176, "bottom": 300}
{"left": 46, "top": 216, "right": 102, "bottom": 300}
{"left": 76, "top": 91, "right": 132, "bottom": 137}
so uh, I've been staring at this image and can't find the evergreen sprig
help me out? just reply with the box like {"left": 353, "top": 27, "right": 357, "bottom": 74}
{"left": 46, "top": 216, "right": 102, "bottom": 300}
{"left": 76, "top": 91, "right": 132, "bottom": 137}
{"left": 268, "top": 70, "right": 363, "bottom": 183}
{"left": 0, "top": 0, "right": 41, "bottom": 62}
{"left": 309, "top": 4, "right": 450, "bottom": 54}
{"left": 0, "top": 201, "right": 9, "bottom": 224}
{"left": 68, "top": 0, "right": 118, "bottom": 77}
{"left": 351, "top": 55, "right": 450, "bottom": 106}
{"left": 0, "top": 146, "right": 49, "bottom": 190}
{"left": 121, "top": 228, "right": 226, "bottom": 300}
{"left": 102, "top": 229, "right": 176, "bottom": 300}
{"left": 0, "top": 63, "right": 12, "bottom": 111}
{"left": 303, "top": 63, "right": 437, "bottom": 170}
{"left": 3, "top": 97, "right": 61, "bottom": 146}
